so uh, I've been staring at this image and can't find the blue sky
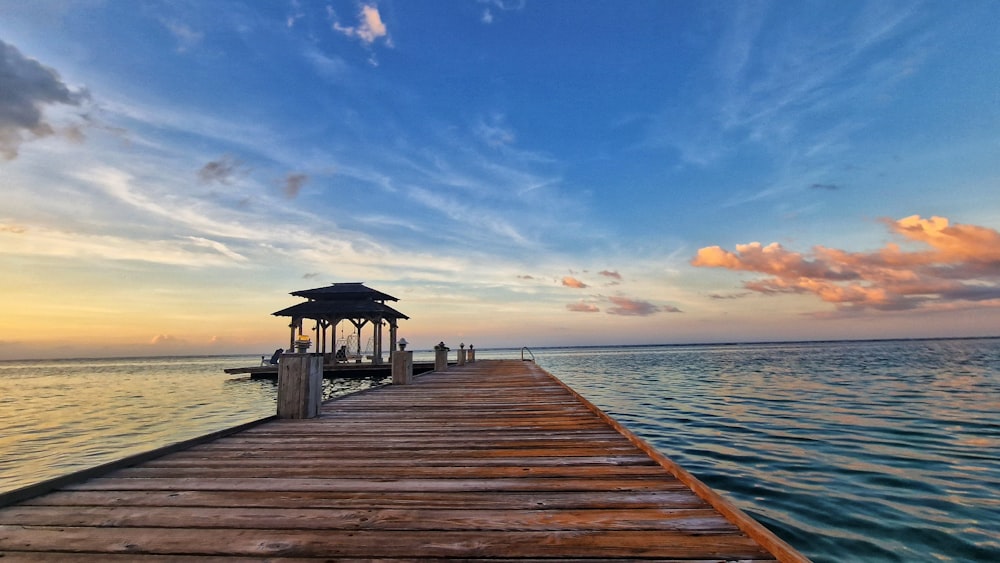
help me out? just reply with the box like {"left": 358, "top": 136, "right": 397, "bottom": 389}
{"left": 1, "top": 1, "right": 998, "bottom": 359}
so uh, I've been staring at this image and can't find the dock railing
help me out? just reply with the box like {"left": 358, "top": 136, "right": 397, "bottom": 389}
{"left": 520, "top": 346, "right": 535, "bottom": 362}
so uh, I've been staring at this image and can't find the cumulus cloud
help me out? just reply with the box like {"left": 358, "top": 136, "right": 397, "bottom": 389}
{"left": 283, "top": 173, "right": 309, "bottom": 198}
{"left": 562, "top": 276, "right": 588, "bottom": 289}
{"left": 0, "top": 39, "right": 89, "bottom": 160}
{"left": 332, "top": 4, "right": 390, "bottom": 45}
{"left": 606, "top": 296, "right": 667, "bottom": 316}
{"left": 198, "top": 155, "right": 244, "bottom": 184}
{"left": 692, "top": 215, "right": 1000, "bottom": 312}
{"left": 567, "top": 302, "right": 600, "bottom": 313}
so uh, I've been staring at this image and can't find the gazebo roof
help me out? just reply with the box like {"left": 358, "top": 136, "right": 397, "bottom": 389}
{"left": 272, "top": 299, "right": 409, "bottom": 321}
{"left": 291, "top": 282, "right": 398, "bottom": 302}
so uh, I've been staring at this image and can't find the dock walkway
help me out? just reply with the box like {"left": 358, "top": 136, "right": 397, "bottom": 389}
{"left": 0, "top": 359, "right": 806, "bottom": 561}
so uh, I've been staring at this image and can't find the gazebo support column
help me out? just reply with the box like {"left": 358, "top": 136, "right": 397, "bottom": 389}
{"left": 288, "top": 319, "right": 298, "bottom": 351}
{"left": 389, "top": 320, "right": 398, "bottom": 360}
{"left": 373, "top": 319, "right": 380, "bottom": 364}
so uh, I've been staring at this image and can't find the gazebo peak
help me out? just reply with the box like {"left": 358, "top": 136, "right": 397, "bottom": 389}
{"left": 291, "top": 282, "right": 399, "bottom": 302}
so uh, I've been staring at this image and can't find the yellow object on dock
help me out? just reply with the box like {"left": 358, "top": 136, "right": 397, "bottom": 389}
{"left": 0, "top": 359, "right": 808, "bottom": 561}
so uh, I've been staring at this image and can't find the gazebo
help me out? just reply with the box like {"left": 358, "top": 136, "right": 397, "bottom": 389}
{"left": 272, "top": 282, "right": 408, "bottom": 365}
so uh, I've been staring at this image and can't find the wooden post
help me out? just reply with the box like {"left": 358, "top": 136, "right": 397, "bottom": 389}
{"left": 392, "top": 350, "right": 413, "bottom": 384}
{"left": 468, "top": 345, "right": 475, "bottom": 363}
{"left": 434, "top": 342, "right": 449, "bottom": 372}
{"left": 277, "top": 353, "right": 323, "bottom": 419}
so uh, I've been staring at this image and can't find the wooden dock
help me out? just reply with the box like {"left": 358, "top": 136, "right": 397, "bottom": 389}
{"left": 0, "top": 359, "right": 807, "bottom": 561}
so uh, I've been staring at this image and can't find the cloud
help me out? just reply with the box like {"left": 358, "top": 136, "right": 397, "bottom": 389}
{"left": 332, "top": 4, "right": 390, "bottom": 46}
{"left": 692, "top": 215, "right": 1000, "bottom": 312}
{"left": 562, "top": 276, "right": 588, "bottom": 289}
{"left": 599, "top": 270, "right": 622, "bottom": 281}
{"left": 0, "top": 39, "right": 89, "bottom": 160}
{"left": 606, "top": 296, "right": 666, "bottom": 316}
{"left": 567, "top": 302, "right": 600, "bottom": 313}
{"left": 198, "top": 155, "right": 244, "bottom": 184}
{"left": 287, "top": 0, "right": 305, "bottom": 28}
{"left": 304, "top": 47, "right": 350, "bottom": 79}
{"left": 810, "top": 183, "right": 840, "bottom": 191}
{"left": 282, "top": 173, "right": 309, "bottom": 198}
{"left": 150, "top": 334, "right": 187, "bottom": 345}
{"left": 162, "top": 20, "right": 204, "bottom": 52}
{"left": 0, "top": 224, "right": 27, "bottom": 234}
{"left": 475, "top": 114, "right": 516, "bottom": 148}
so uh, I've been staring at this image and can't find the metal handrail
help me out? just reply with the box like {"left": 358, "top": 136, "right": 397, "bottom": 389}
{"left": 520, "top": 346, "right": 535, "bottom": 362}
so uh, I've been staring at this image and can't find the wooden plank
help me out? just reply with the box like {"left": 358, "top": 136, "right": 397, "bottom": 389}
{"left": 0, "top": 555, "right": 777, "bottom": 563}
{"left": 60, "top": 477, "right": 688, "bottom": 493}
{"left": 0, "top": 527, "right": 773, "bottom": 559}
{"left": 19, "top": 490, "right": 710, "bottom": 510}
{"left": 0, "top": 505, "right": 734, "bottom": 531}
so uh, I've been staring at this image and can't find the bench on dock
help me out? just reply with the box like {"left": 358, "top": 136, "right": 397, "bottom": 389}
{"left": 0, "top": 359, "right": 807, "bottom": 561}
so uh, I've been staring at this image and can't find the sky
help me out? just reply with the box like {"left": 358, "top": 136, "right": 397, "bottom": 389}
{"left": 1, "top": 0, "right": 998, "bottom": 359}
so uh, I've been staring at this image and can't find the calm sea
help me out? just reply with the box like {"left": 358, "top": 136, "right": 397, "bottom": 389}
{"left": 1, "top": 338, "right": 997, "bottom": 562}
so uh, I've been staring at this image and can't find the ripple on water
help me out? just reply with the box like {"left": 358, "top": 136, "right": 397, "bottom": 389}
{"left": 538, "top": 339, "right": 1000, "bottom": 563}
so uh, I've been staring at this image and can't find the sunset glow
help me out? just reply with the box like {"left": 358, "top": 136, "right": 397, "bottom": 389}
{"left": 1, "top": 2, "right": 998, "bottom": 359}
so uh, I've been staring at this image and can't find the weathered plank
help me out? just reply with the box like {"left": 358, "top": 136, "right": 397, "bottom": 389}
{"left": 0, "top": 359, "right": 807, "bottom": 561}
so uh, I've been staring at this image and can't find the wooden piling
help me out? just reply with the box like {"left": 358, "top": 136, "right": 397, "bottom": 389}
{"left": 276, "top": 353, "right": 322, "bottom": 419}
{"left": 392, "top": 350, "right": 413, "bottom": 384}
{"left": 434, "top": 343, "right": 449, "bottom": 371}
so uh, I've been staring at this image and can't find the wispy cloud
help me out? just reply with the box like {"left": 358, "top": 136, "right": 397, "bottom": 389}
{"left": 476, "top": 113, "right": 516, "bottom": 148}
{"left": 692, "top": 215, "right": 1000, "bottom": 312}
{"left": 162, "top": 19, "right": 204, "bottom": 52}
{"left": 0, "top": 222, "right": 249, "bottom": 267}
{"left": 646, "top": 2, "right": 929, "bottom": 202}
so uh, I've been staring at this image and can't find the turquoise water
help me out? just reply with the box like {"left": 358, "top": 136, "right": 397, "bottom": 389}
{"left": 1, "top": 338, "right": 997, "bottom": 562}
{"left": 537, "top": 338, "right": 1000, "bottom": 563}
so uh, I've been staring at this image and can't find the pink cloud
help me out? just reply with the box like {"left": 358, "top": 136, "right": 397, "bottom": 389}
{"left": 606, "top": 296, "right": 662, "bottom": 316}
{"left": 692, "top": 215, "right": 1000, "bottom": 312}
{"left": 562, "top": 276, "right": 588, "bottom": 289}
{"left": 567, "top": 302, "right": 600, "bottom": 313}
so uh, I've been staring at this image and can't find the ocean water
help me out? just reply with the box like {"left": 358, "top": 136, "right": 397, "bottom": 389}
{"left": 1, "top": 339, "right": 997, "bottom": 562}
{"left": 537, "top": 339, "right": 1000, "bottom": 563}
